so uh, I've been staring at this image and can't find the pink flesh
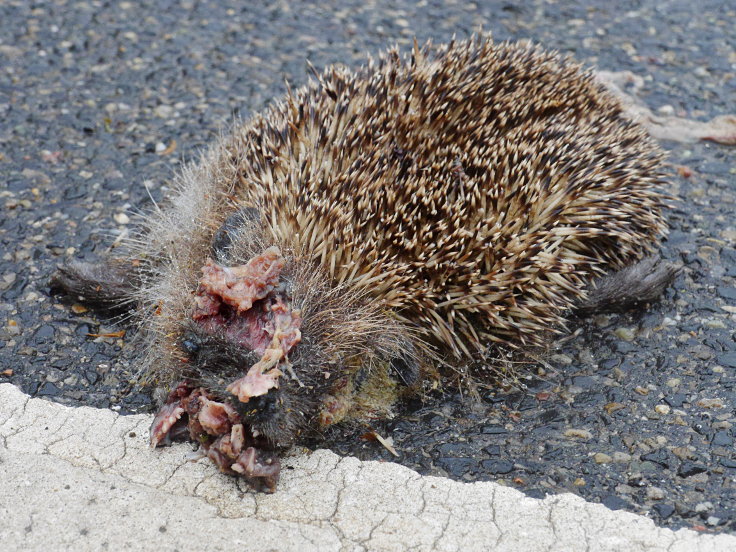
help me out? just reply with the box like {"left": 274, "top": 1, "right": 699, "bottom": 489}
{"left": 191, "top": 248, "right": 303, "bottom": 402}
{"left": 232, "top": 447, "right": 281, "bottom": 480}
{"left": 224, "top": 304, "right": 273, "bottom": 354}
{"left": 198, "top": 397, "right": 238, "bottom": 436}
{"left": 270, "top": 295, "right": 303, "bottom": 356}
{"left": 227, "top": 348, "right": 283, "bottom": 402}
{"left": 192, "top": 292, "right": 220, "bottom": 318}
{"left": 230, "top": 424, "right": 245, "bottom": 454}
{"left": 191, "top": 248, "right": 293, "bottom": 355}
{"left": 193, "top": 246, "right": 284, "bottom": 317}
{"left": 150, "top": 386, "right": 281, "bottom": 492}
{"left": 194, "top": 306, "right": 273, "bottom": 355}
{"left": 149, "top": 402, "right": 186, "bottom": 448}
{"left": 225, "top": 295, "right": 303, "bottom": 402}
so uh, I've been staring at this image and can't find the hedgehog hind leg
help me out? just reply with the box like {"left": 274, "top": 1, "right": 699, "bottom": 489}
{"left": 577, "top": 255, "right": 680, "bottom": 315}
{"left": 50, "top": 258, "right": 140, "bottom": 312}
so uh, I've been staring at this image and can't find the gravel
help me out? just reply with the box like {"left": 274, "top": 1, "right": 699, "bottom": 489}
{"left": 1, "top": 0, "right": 734, "bottom": 534}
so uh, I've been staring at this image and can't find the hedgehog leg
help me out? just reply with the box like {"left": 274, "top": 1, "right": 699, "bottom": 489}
{"left": 577, "top": 255, "right": 680, "bottom": 315}
{"left": 50, "top": 258, "right": 140, "bottom": 311}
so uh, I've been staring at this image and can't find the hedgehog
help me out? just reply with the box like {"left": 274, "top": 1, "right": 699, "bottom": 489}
{"left": 52, "top": 36, "right": 678, "bottom": 492}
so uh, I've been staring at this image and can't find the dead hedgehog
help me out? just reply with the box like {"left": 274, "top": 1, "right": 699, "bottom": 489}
{"left": 52, "top": 36, "right": 678, "bottom": 492}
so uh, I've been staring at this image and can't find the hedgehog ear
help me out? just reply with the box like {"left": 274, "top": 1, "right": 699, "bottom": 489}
{"left": 211, "top": 206, "right": 261, "bottom": 260}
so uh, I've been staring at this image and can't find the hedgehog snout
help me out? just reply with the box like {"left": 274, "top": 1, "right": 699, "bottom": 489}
{"left": 237, "top": 389, "right": 282, "bottom": 423}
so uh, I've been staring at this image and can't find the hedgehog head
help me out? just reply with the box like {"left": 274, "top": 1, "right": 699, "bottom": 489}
{"left": 157, "top": 236, "right": 422, "bottom": 451}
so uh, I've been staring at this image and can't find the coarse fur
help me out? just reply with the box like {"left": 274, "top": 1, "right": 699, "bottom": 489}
{"left": 54, "top": 35, "right": 672, "bottom": 457}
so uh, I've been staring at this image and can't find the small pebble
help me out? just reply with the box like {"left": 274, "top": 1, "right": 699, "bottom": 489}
{"left": 154, "top": 104, "right": 174, "bottom": 118}
{"left": 679, "top": 462, "right": 708, "bottom": 478}
{"left": 604, "top": 402, "right": 625, "bottom": 414}
{"left": 672, "top": 447, "right": 694, "bottom": 461}
{"left": 712, "top": 431, "right": 733, "bottom": 447}
{"left": 594, "top": 452, "right": 612, "bottom": 464}
{"left": 602, "top": 495, "right": 628, "bottom": 511}
{"left": 652, "top": 503, "right": 675, "bottom": 519}
{"left": 593, "top": 452, "right": 613, "bottom": 464}
{"left": 564, "top": 429, "right": 592, "bottom": 440}
{"left": 6, "top": 320, "right": 21, "bottom": 336}
{"left": 697, "top": 398, "right": 724, "bottom": 409}
{"left": 716, "top": 352, "right": 736, "bottom": 368}
{"left": 114, "top": 212, "right": 130, "bottom": 225}
{"left": 614, "top": 327, "right": 636, "bottom": 341}
{"left": 703, "top": 318, "right": 727, "bottom": 329}
{"left": 0, "top": 272, "right": 17, "bottom": 290}
{"left": 612, "top": 452, "right": 632, "bottom": 463}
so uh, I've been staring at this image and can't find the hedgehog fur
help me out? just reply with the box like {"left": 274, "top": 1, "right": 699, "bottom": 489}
{"left": 53, "top": 35, "right": 674, "bottom": 491}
